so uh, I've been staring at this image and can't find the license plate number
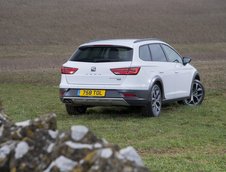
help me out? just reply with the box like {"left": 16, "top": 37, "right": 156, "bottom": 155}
{"left": 78, "top": 90, "right": 106, "bottom": 97}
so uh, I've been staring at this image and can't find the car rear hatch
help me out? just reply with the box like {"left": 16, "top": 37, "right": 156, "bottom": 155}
{"left": 63, "top": 45, "right": 135, "bottom": 85}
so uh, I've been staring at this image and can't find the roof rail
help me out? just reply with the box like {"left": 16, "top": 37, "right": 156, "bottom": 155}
{"left": 133, "top": 38, "right": 161, "bottom": 43}
{"left": 88, "top": 39, "right": 106, "bottom": 43}
{"left": 88, "top": 39, "right": 126, "bottom": 43}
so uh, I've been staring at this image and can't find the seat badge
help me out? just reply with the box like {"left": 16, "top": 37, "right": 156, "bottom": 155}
{"left": 91, "top": 66, "right": 96, "bottom": 72}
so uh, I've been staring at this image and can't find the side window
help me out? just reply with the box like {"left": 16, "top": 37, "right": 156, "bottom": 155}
{"left": 162, "top": 44, "right": 182, "bottom": 63}
{"left": 149, "top": 44, "right": 167, "bottom": 62}
{"left": 139, "top": 45, "right": 151, "bottom": 61}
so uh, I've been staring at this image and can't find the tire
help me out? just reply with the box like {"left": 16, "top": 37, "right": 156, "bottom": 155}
{"left": 142, "top": 84, "right": 162, "bottom": 117}
{"left": 65, "top": 104, "right": 87, "bottom": 115}
{"left": 183, "top": 80, "right": 205, "bottom": 106}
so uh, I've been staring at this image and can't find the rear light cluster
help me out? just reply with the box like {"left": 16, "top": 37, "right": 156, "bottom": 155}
{"left": 110, "top": 67, "right": 140, "bottom": 75}
{"left": 61, "top": 66, "right": 78, "bottom": 74}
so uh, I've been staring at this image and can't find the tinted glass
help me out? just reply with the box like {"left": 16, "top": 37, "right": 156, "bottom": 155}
{"left": 70, "top": 46, "right": 133, "bottom": 62}
{"left": 149, "top": 44, "right": 167, "bottom": 62}
{"left": 162, "top": 44, "right": 182, "bottom": 63}
{"left": 139, "top": 45, "right": 151, "bottom": 61}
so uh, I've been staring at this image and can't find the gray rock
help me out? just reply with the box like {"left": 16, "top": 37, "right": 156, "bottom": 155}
{"left": 120, "top": 146, "right": 144, "bottom": 166}
{"left": 44, "top": 156, "right": 78, "bottom": 172}
{"left": 0, "top": 112, "right": 151, "bottom": 172}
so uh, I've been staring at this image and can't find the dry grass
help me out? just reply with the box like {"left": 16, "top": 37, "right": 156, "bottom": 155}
{"left": 0, "top": 43, "right": 225, "bottom": 91}
{"left": 194, "top": 60, "right": 226, "bottom": 91}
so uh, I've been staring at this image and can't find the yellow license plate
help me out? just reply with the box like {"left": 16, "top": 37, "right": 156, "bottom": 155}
{"left": 78, "top": 90, "right": 106, "bottom": 97}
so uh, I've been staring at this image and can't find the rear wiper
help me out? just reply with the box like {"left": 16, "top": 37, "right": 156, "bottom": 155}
{"left": 94, "top": 59, "right": 112, "bottom": 62}
{"left": 71, "top": 58, "right": 92, "bottom": 62}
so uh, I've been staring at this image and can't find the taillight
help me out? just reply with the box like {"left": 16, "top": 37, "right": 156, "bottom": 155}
{"left": 110, "top": 67, "right": 140, "bottom": 75}
{"left": 61, "top": 66, "right": 78, "bottom": 74}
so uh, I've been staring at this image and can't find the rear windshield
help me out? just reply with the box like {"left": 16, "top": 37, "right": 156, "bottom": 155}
{"left": 70, "top": 46, "right": 133, "bottom": 62}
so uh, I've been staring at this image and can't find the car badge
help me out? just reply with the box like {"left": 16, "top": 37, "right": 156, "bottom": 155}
{"left": 91, "top": 66, "right": 96, "bottom": 72}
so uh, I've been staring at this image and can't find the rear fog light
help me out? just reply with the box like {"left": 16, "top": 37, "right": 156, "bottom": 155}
{"left": 122, "top": 93, "right": 137, "bottom": 97}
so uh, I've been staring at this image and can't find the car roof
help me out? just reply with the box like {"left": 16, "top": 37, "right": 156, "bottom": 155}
{"left": 80, "top": 38, "right": 165, "bottom": 48}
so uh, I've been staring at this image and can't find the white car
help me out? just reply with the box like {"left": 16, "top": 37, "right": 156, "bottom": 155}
{"left": 60, "top": 39, "right": 205, "bottom": 117}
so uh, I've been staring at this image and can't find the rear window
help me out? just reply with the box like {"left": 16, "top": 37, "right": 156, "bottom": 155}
{"left": 70, "top": 46, "right": 133, "bottom": 62}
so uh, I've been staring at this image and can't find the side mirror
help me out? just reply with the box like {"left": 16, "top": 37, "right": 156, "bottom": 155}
{"left": 182, "top": 57, "right": 191, "bottom": 65}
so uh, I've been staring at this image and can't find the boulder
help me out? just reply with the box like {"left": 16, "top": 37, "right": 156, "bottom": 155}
{"left": 0, "top": 112, "right": 150, "bottom": 172}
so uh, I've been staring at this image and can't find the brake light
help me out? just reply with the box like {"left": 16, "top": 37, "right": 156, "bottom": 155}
{"left": 61, "top": 66, "right": 78, "bottom": 74}
{"left": 110, "top": 67, "right": 140, "bottom": 75}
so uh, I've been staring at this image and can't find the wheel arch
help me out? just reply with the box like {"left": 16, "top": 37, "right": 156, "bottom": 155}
{"left": 189, "top": 72, "right": 201, "bottom": 96}
{"left": 194, "top": 72, "right": 201, "bottom": 81}
{"left": 149, "top": 76, "right": 165, "bottom": 100}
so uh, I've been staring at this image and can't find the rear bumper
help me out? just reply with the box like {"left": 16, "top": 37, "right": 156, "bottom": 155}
{"left": 60, "top": 88, "right": 149, "bottom": 106}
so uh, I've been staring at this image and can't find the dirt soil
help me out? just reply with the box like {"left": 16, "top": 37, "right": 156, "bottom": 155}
{"left": 1, "top": 0, "right": 226, "bottom": 46}
{"left": 0, "top": 0, "right": 225, "bottom": 90}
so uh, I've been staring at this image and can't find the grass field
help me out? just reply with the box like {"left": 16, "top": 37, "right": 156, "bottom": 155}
{"left": 0, "top": 0, "right": 226, "bottom": 171}
{"left": 0, "top": 81, "right": 226, "bottom": 171}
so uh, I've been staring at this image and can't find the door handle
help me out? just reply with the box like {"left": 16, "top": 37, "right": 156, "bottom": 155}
{"left": 175, "top": 71, "right": 179, "bottom": 74}
{"left": 159, "top": 72, "right": 164, "bottom": 74}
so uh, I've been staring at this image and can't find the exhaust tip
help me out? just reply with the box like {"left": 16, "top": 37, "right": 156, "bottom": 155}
{"left": 63, "top": 99, "right": 73, "bottom": 104}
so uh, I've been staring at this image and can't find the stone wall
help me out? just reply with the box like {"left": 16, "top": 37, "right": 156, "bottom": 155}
{"left": 0, "top": 110, "right": 150, "bottom": 172}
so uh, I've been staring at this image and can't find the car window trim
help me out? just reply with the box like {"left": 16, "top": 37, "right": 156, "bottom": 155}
{"left": 139, "top": 44, "right": 152, "bottom": 61}
{"left": 147, "top": 44, "right": 153, "bottom": 61}
{"left": 148, "top": 43, "right": 168, "bottom": 62}
{"left": 160, "top": 43, "right": 183, "bottom": 63}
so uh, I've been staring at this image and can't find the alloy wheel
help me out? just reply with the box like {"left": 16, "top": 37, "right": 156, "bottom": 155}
{"left": 151, "top": 85, "right": 162, "bottom": 116}
{"left": 185, "top": 80, "right": 204, "bottom": 105}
